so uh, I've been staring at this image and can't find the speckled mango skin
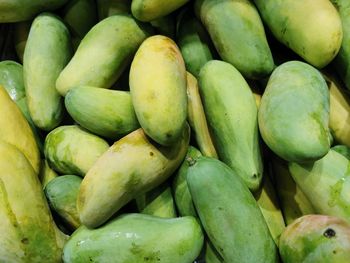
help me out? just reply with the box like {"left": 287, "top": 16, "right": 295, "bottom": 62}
{"left": 254, "top": 0, "right": 343, "bottom": 68}
{"left": 130, "top": 35, "right": 187, "bottom": 146}
{"left": 44, "top": 125, "right": 109, "bottom": 176}
{"left": 77, "top": 125, "right": 189, "bottom": 228}
{"left": 63, "top": 213, "right": 203, "bottom": 263}
{"left": 0, "top": 140, "right": 63, "bottom": 263}
{"left": 258, "top": 61, "right": 330, "bottom": 163}
{"left": 279, "top": 215, "right": 350, "bottom": 263}
{"left": 289, "top": 150, "right": 350, "bottom": 223}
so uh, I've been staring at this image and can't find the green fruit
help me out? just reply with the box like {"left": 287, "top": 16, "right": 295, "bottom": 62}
{"left": 204, "top": 240, "right": 224, "bottom": 263}
{"left": 39, "top": 159, "right": 58, "bottom": 189}
{"left": 332, "top": 145, "right": 350, "bottom": 160}
{"left": 0, "top": 140, "right": 63, "bottom": 262}
{"left": 24, "top": 13, "right": 72, "bottom": 131}
{"left": 44, "top": 125, "right": 109, "bottom": 176}
{"left": 45, "top": 175, "right": 82, "bottom": 230}
{"left": 62, "top": 213, "right": 203, "bottom": 263}
{"left": 187, "top": 157, "right": 277, "bottom": 262}
{"left": 279, "top": 215, "right": 350, "bottom": 263}
{"left": 198, "top": 60, "right": 263, "bottom": 191}
{"left": 130, "top": 35, "right": 187, "bottom": 146}
{"left": 56, "top": 14, "right": 152, "bottom": 96}
{"left": 259, "top": 61, "right": 330, "bottom": 163}
{"left": 254, "top": 0, "right": 343, "bottom": 68}
{"left": 131, "top": 0, "right": 189, "bottom": 22}
{"left": 78, "top": 125, "right": 189, "bottom": 228}
{"left": 65, "top": 86, "right": 139, "bottom": 140}
{"left": 195, "top": 0, "right": 274, "bottom": 79}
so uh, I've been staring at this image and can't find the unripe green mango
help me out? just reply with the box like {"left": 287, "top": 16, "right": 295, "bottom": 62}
{"left": 195, "top": 0, "right": 274, "bottom": 79}
{"left": 0, "top": 140, "right": 63, "bottom": 262}
{"left": 259, "top": 61, "right": 330, "bottom": 163}
{"left": 289, "top": 150, "right": 350, "bottom": 223}
{"left": 24, "top": 13, "right": 72, "bottom": 131}
{"left": 44, "top": 125, "right": 109, "bottom": 176}
{"left": 279, "top": 215, "right": 350, "bottom": 263}
{"left": 56, "top": 14, "right": 152, "bottom": 96}
{"left": 332, "top": 145, "right": 350, "bottom": 160}
{"left": 130, "top": 35, "right": 187, "bottom": 146}
{"left": 65, "top": 86, "right": 139, "bottom": 140}
{"left": 198, "top": 60, "right": 263, "bottom": 191}
{"left": 45, "top": 175, "right": 82, "bottom": 230}
{"left": 0, "top": 0, "right": 69, "bottom": 22}
{"left": 254, "top": 0, "right": 343, "bottom": 68}
{"left": 78, "top": 125, "right": 189, "bottom": 228}
{"left": 131, "top": 0, "right": 189, "bottom": 22}
{"left": 63, "top": 213, "right": 203, "bottom": 263}
{"left": 97, "top": 0, "right": 131, "bottom": 20}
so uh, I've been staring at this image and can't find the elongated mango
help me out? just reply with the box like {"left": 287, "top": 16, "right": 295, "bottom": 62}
{"left": 56, "top": 14, "right": 152, "bottom": 96}
{"left": 78, "top": 125, "right": 189, "bottom": 228}
{"left": 130, "top": 35, "right": 187, "bottom": 146}
{"left": 259, "top": 61, "right": 330, "bottom": 163}
{"left": 195, "top": 0, "right": 274, "bottom": 79}
{"left": 198, "top": 60, "right": 263, "bottom": 191}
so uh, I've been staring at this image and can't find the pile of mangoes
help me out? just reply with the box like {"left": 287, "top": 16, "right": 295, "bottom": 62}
{"left": 0, "top": 0, "right": 350, "bottom": 262}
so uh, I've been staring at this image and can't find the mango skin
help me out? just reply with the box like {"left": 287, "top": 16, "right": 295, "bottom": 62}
{"left": 56, "top": 14, "right": 152, "bottom": 96}
{"left": 0, "top": 140, "right": 63, "bottom": 263}
{"left": 44, "top": 125, "right": 109, "bottom": 177}
{"left": 254, "top": 0, "right": 342, "bottom": 68}
{"left": 195, "top": 0, "right": 274, "bottom": 79}
{"left": 279, "top": 215, "right": 350, "bottom": 263}
{"left": 63, "top": 213, "right": 203, "bottom": 263}
{"left": 65, "top": 86, "right": 139, "bottom": 140}
{"left": 131, "top": 0, "right": 189, "bottom": 22}
{"left": 258, "top": 61, "right": 330, "bottom": 163}
{"left": 198, "top": 60, "right": 263, "bottom": 191}
{"left": 130, "top": 35, "right": 187, "bottom": 146}
{"left": 78, "top": 125, "right": 189, "bottom": 228}
{"left": 24, "top": 13, "right": 72, "bottom": 131}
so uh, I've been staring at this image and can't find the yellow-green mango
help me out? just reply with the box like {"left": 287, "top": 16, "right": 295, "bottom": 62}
{"left": 254, "top": 0, "right": 343, "bottom": 68}
{"left": 78, "top": 125, "right": 189, "bottom": 228}
{"left": 56, "top": 14, "right": 152, "bottom": 96}
{"left": 0, "top": 140, "right": 63, "bottom": 262}
{"left": 13, "top": 21, "right": 31, "bottom": 63}
{"left": 130, "top": 35, "right": 187, "bottom": 146}
{"left": 0, "top": 85, "right": 40, "bottom": 174}
{"left": 258, "top": 61, "right": 330, "bottom": 163}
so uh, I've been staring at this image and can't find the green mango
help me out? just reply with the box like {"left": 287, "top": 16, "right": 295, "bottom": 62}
{"left": 173, "top": 146, "right": 202, "bottom": 217}
{"left": 56, "top": 14, "right": 152, "bottom": 96}
{"left": 44, "top": 125, "right": 109, "bottom": 176}
{"left": 279, "top": 215, "right": 350, "bottom": 263}
{"left": 24, "top": 13, "right": 72, "bottom": 131}
{"left": 13, "top": 21, "right": 31, "bottom": 63}
{"left": 136, "top": 183, "right": 177, "bottom": 218}
{"left": 45, "top": 175, "right": 82, "bottom": 230}
{"left": 289, "top": 149, "right": 350, "bottom": 223}
{"left": 130, "top": 35, "right": 187, "bottom": 146}
{"left": 204, "top": 240, "right": 224, "bottom": 263}
{"left": 258, "top": 61, "right": 330, "bottom": 163}
{"left": 254, "top": 0, "right": 343, "bottom": 68}
{"left": 0, "top": 140, "right": 63, "bottom": 262}
{"left": 187, "top": 156, "right": 278, "bottom": 262}
{"left": 195, "top": 0, "right": 274, "bottom": 79}
{"left": 39, "top": 159, "right": 58, "bottom": 189}
{"left": 97, "top": 0, "right": 131, "bottom": 20}
{"left": 131, "top": 0, "right": 189, "bottom": 22}
{"left": 0, "top": 0, "right": 69, "bottom": 22}
{"left": 65, "top": 86, "right": 139, "bottom": 140}
{"left": 332, "top": 145, "right": 350, "bottom": 160}
{"left": 63, "top": 213, "right": 203, "bottom": 263}
{"left": 198, "top": 60, "right": 263, "bottom": 191}
{"left": 78, "top": 126, "right": 189, "bottom": 228}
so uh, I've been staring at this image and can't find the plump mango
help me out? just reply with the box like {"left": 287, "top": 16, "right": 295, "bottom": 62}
{"left": 65, "top": 86, "right": 139, "bottom": 140}
{"left": 130, "top": 35, "right": 187, "bottom": 146}
{"left": 259, "top": 61, "right": 330, "bottom": 163}
{"left": 78, "top": 125, "right": 189, "bottom": 228}
{"left": 254, "top": 0, "right": 343, "bottom": 68}
{"left": 63, "top": 213, "right": 203, "bottom": 263}
{"left": 56, "top": 14, "right": 152, "bottom": 96}
{"left": 279, "top": 215, "right": 350, "bottom": 263}
{"left": 44, "top": 125, "right": 109, "bottom": 176}
{"left": 195, "top": 0, "right": 274, "bottom": 79}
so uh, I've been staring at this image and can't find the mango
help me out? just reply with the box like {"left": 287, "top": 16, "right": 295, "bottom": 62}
{"left": 39, "top": 159, "right": 58, "bottom": 189}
